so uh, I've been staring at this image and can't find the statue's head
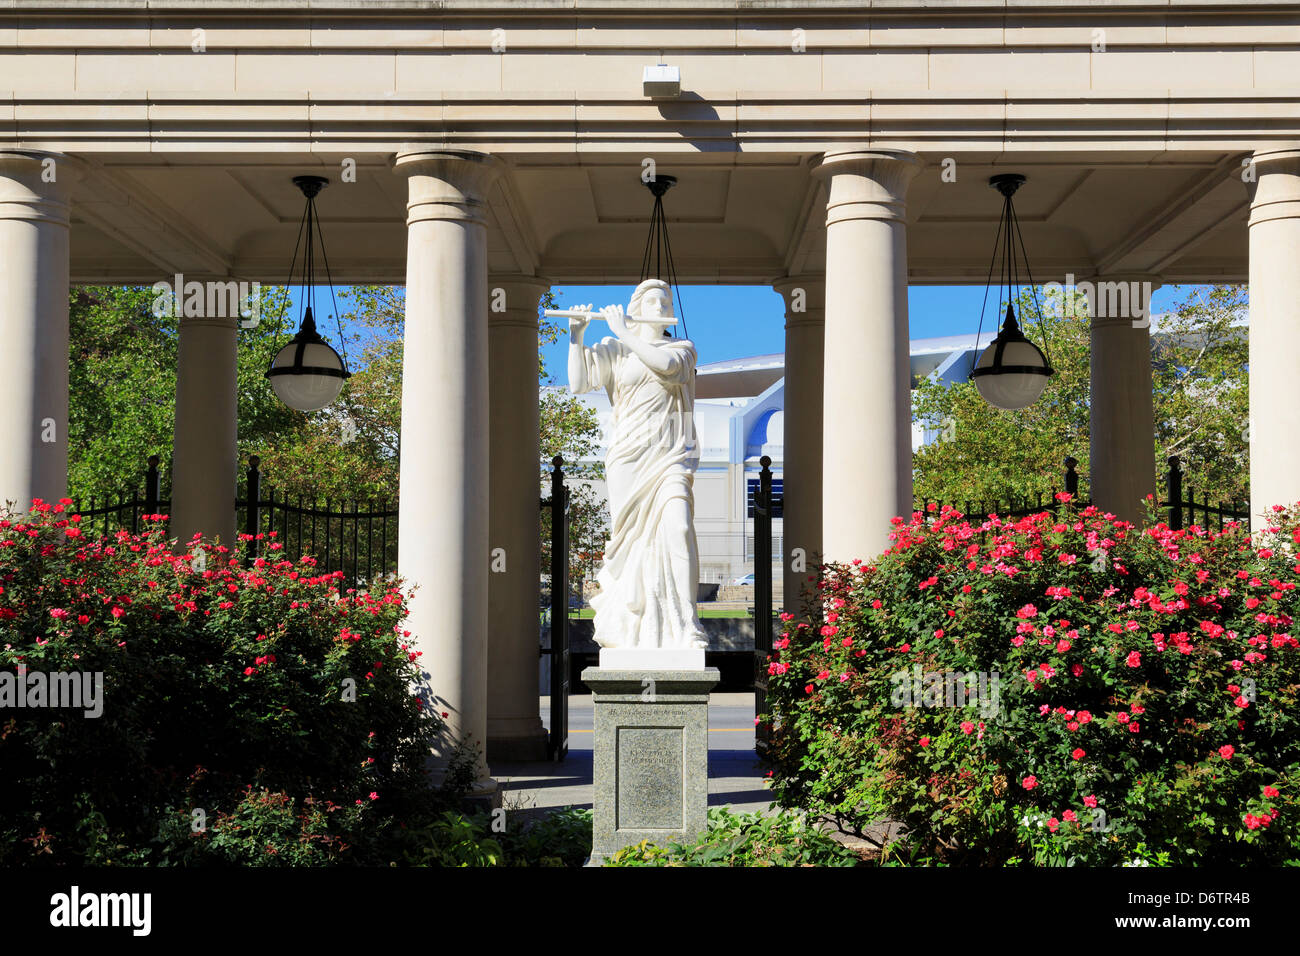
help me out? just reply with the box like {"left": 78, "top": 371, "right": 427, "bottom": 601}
{"left": 628, "top": 279, "right": 675, "bottom": 338}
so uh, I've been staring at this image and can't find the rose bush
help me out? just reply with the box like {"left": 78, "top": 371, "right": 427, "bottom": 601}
{"left": 761, "top": 497, "right": 1300, "bottom": 865}
{"left": 0, "top": 498, "right": 448, "bottom": 865}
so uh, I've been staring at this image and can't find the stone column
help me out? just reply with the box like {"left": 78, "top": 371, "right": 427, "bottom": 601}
{"left": 395, "top": 149, "right": 501, "bottom": 790}
{"left": 1086, "top": 273, "right": 1160, "bottom": 524}
{"left": 812, "top": 149, "right": 921, "bottom": 562}
{"left": 1247, "top": 146, "right": 1300, "bottom": 528}
{"left": 487, "top": 273, "right": 551, "bottom": 762}
{"left": 0, "top": 151, "right": 78, "bottom": 514}
{"left": 772, "top": 275, "right": 823, "bottom": 615}
{"left": 171, "top": 312, "right": 238, "bottom": 547}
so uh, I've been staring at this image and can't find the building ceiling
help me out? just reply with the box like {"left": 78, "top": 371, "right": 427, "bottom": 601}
{"left": 68, "top": 147, "right": 1251, "bottom": 288}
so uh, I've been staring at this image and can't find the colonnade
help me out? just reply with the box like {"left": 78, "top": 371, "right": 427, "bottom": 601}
{"left": 2, "top": 144, "right": 1293, "bottom": 788}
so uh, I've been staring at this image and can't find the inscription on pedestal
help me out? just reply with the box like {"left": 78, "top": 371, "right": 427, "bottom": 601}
{"left": 616, "top": 727, "right": 683, "bottom": 830}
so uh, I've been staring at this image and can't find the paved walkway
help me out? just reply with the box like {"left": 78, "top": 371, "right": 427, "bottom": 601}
{"left": 492, "top": 693, "right": 776, "bottom": 818}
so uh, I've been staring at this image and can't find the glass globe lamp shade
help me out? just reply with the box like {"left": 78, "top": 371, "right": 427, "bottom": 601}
{"left": 971, "top": 313, "right": 1052, "bottom": 411}
{"left": 266, "top": 335, "right": 349, "bottom": 412}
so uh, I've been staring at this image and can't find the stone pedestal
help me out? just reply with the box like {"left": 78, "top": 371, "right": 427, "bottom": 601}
{"left": 582, "top": 665, "right": 720, "bottom": 865}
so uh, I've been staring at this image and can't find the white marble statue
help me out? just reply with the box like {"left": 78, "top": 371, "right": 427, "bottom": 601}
{"left": 560, "top": 279, "right": 709, "bottom": 652}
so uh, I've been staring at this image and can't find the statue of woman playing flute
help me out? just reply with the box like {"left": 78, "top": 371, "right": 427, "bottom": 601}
{"left": 563, "top": 279, "right": 708, "bottom": 651}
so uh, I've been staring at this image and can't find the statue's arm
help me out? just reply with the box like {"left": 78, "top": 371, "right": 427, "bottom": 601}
{"left": 616, "top": 335, "right": 679, "bottom": 377}
{"left": 567, "top": 331, "right": 589, "bottom": 394}
{"left": 569, "top": 334, "right": 616, "bottom": 395}
{"left": 598, "top": 304, "right": 681, "bottom": 378}
{"left": 567, "top": 309, "right": 599, "bottom": 394}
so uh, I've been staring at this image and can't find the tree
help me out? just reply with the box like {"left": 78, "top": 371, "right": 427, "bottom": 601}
{"left": 67, "top": 282, "right": 608, "bottom": 594}
{"left": 911, "top": 287, "right": 1091, "bottom": 506}
{"left": 910, "top": 283, "right": 1250, "bottom": 510}
{"left": 68, "top": 286, "right": 180, "bottom": 499}
{"left": 538, "top": 289, "right": 607, "bottom": 591}
{"left": 251, "top": 285, "right": 401, "bottom": 503}
{"left": 1150, "top": 284, "right": 1249, "bottom": 505}
{"left": 67, "top": 284, "right": 302, "bottom": 501}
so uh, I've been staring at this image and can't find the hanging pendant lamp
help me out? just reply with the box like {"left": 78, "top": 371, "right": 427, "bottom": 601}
{"left": 971, "top": 173, "right": 1054, "bottom": 411}
{"left": 266, "top": 175, "right": 351, "bottom": 413}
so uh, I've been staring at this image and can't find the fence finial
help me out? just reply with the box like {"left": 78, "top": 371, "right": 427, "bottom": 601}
{"left": 1167, "top": 456, "right": 1184, "bottom": 530}
{"left": 1064, "top": 456, "right": 1078, "bottom": 496}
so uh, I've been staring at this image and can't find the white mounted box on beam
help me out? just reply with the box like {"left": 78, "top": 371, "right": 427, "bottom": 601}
{"left": 642, "top": 64, "right": 681, "bottom": 98}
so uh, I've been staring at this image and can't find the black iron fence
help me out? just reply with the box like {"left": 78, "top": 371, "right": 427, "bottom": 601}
{"left": 1163, "top": 456, "right": 1249, "bottom": 531}
{"left": 69, "top": 454, "right": 168, "bottom": 537}
{"left": 238, "top": 456, "right": 398, "bottom": 585}
{"left": 540, "top": 455, "right": 570, "bottom": 762}
{"left": 916, "top": 457, "right": 1085, "bottom": 519}
{"left": 914, "top": 456, "right": 1250, "bottom": 530}
{"left": 69, "top": 453, "right": 399, "bottom": 587}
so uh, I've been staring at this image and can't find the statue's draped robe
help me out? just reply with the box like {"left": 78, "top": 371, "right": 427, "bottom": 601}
{"left": 581, "top": 335, "right": 709, "bottom": 650}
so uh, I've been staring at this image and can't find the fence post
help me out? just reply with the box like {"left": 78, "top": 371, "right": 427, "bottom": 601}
{"left": 246, "top": 455, "right": 261, "bottom": 560}
{"left": 548, "top": 454, "right": 569, "bottom": 762}
{"left": 144, "top": 455, "right": 160, "bottom": 517}
{"left": 1064, "top": 456, "right": 1078, "bottom": 497}
{"left": 754, "top": 455, "right": 774, "bottom": 758}
{"left": 1167, "top": 456, "right": 1183, "bottom": 530}
{"left": 756, "top": 456, "right": 773, "bottom": 651}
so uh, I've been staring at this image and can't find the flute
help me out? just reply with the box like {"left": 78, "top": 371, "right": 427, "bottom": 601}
{"left": 544, "top": 307, "right": 646, "bottom": 323}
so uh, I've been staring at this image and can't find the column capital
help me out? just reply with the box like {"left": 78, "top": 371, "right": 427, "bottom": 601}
{"left": 0, "top": 150, "right": 83, "bottom": 225}
{"left": 1249, "top": 145, "right": 1300, "bottom": 172}
{"left": 772, "top": 274, "right": 825, "bottom": 327}
{"left": 393, "top": 149, "right": 503, "bottom": 227}
{"left": 1247, "top": 145, "right": 1300, "bottom": 228}
{"left": 487, "top": 274, "right": 552, "bottom": 329}
{"left": 812, "top": 148, "right": 922, "bottom": 226}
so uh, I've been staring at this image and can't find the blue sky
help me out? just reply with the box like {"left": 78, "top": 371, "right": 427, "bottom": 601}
{"left": 289, "top": 280, "right": 1193, "bottom": 379}
{"left": 537, "top": 283, "right": 1191, "bottom": 382}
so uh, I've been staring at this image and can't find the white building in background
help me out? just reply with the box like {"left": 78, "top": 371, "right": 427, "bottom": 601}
{"left": 558, "top": 334, "right": 988, "bottom": 586}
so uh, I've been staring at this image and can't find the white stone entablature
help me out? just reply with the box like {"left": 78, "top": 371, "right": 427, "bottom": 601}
{"left": 1, "top": 0, "right": 1291, "bottom": 287}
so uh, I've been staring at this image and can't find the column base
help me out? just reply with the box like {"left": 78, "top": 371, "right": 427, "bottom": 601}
{"left": 423, "top": 751, "right": 500, "bottom": 808}
{"left": 581, "top": 666, "right": 720, "bottom": 865}
{"left": 487, "top": 720, "right": 550, "bottom": 762}
{"left": 460, "top": 776, "right": 503, "bottom": 813}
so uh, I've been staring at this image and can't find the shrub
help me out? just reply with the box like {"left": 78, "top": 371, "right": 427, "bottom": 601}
{"left": 496, "top": 806, "right": 593, "bottom": 867}
{"left": 605, "top": 807, "right": 861, "bottom": 866}
{"left": 0, "top": 498, "right": 445, "bottom": 865}
{"left": 761, "top": 498, "right": 1300, "bottom": 865}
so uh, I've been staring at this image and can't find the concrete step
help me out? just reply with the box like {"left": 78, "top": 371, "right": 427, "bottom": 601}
{"left": 714, "top": 583, "right": 784, "bottom": 604}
